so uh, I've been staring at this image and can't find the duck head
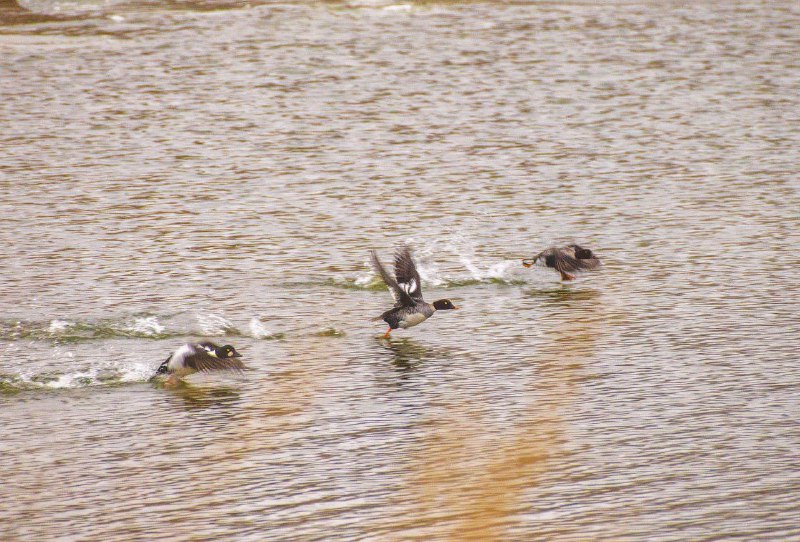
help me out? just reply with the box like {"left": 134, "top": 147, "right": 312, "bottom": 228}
{"left": 216, "top": 345, "right": 243, "bottom": 358}
{"left": 433, "top": 299, "right": 459, "bottom": 311}
{"left": 523, "top": 249, "right": 557, "bottom": 268}
{"left": 523, "top": 251, "right": 545, "bottom": 268}
{"left": 198, "top": 342, "right": 243, "bottom": 358}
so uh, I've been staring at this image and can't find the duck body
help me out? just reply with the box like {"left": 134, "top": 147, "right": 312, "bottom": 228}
{"left": 371, "top": 246, "right": 458, "bottom": 338}
{"left": 379, "top": 302, "right": 436, "bottom": 330}
{"left": 523, "top": 244, "right": 600, "bottom": 281}
{"left": 155, "top": 341, "right": 244, "bottom": 380}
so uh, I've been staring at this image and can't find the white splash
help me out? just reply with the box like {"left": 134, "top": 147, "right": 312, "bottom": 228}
{"left": 354, "top": 271, "right": 375, "bottom": 287}
{"left": 12, "top": 348, "right": 160, "bottom": 389}
{"left": 118, "top": 362, "right": 156, "bottom": 383}
{"left": 435, "top": 232, "right": 526, "bottom": 283}
{"left": 197, "top": 313, "right": 235, "bottom": 335}
{"left": 409, "top": 252, "right": 446, "bottom": 287}
{"left": 458, "top": 254, "right": 485, "bottom": 281}
{"left": 45, "top": 370, "right": 97, "bottom": 389}
{"left": 129, "top": 316, "right": 165, "bottom": 336}
{"left": 249, "top": 317, "right": 275, "bottom": 339}
{"left": 48, "top": 320, "right": 74, "bottom": 333}
{"left": 485, "top": 260, "right": 518, "bottom": 280}
{"left": 456, "top": 254, "right": 520, "bottom": 282}
{"left": 38, "top": 362, "right": 152, "bottom": 388}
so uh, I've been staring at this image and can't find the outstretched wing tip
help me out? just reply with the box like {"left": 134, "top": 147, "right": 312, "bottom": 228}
{"left": 393, "top": 246, "right": 423, "bottom": 301}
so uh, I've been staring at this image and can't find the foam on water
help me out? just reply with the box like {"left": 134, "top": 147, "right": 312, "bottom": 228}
{"left": 2, "top": 315, "right": 176, "bottom": 343}
{"left": 126, "top": 316, "right": 165, "bottom": 336}
{"left": 248, "top": 317, "right": 282, "bottom": 340}
{"left": 2, "top": 357, "right": 156, "bottom": 391}
{"left": 2, "top": 312, "right": 276, "bottom": 346}
{"left": 383, "top": 4, "right": 412, "bottom": 12}
{"left": 47, "top": 319, "right": 74, "bottom": 333}
{"left": 346, "top": 253, "right": 529, "bottom": 293}
{"left": 196, "top": 313, "right": 238, "bottom": 336}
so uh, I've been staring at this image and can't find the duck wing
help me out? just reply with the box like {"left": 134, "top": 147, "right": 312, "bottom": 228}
{"left": 393, "top": 245, "right": 424, "bottom": 302}
{"left": 184, "top": 349, "right": 245, "bottom": 373}
{"left": 371, "top": 250, "right": 414, "bottom": 306}
{"left": 566, "top": 245, "right": 601, "bottom": 268}
{"left": 554, "top": 247, "right": 598, "bottom": 274}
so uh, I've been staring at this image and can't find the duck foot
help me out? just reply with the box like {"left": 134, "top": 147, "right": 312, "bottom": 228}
{"left": 560, "top": 271, "right": 576, "bottom": 281}
{"left": 383, "top": 328, "right": 392, "bottom": 339}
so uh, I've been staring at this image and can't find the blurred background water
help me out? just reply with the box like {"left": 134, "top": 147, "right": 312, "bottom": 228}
{"left": 1, "top": 0, "right": 799, "bottom": 540}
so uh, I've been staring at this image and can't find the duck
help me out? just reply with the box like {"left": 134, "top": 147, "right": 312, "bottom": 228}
{"left": 370, "top": 245, "right": 458, "bottom": 339}
{"left": 154, "top": 341, "right": 244, "bottom": 382}
{"left": 522, "top": 244, "right": 600, "bottom": 280}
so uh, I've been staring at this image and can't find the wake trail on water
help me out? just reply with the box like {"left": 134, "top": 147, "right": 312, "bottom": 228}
{"left": 0, "top": 313, "right": 284, "bottom": 391}
{"left": 337, "top": 234, "right": 535, "bottom": 292}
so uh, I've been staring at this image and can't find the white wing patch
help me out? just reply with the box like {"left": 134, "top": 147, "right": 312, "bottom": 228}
{"left": 399, "top": 279, "right": 418, "bottom": 296}
{"left": 198, "top": 343, "right": 218, "bottom": 357}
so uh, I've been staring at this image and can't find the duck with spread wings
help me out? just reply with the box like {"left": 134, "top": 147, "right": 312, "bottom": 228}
{"left": 153, "top": 341, "right": 245, "bottom": 384}
{"left": 522, "top": 244, "right": 601, "bottom": 280}
{"left": 370, "top": 246, "right": 458, "bottom": 339}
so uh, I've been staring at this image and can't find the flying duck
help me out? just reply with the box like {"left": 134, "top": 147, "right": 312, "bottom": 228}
{"left": 522, "top": 244, "right": 601, "bottom": 280}
{"left": 370, "top": 246, "right": 458, "bottom": 339}
{"left": 154, "top": 341, "right": 244, "bottom": 382}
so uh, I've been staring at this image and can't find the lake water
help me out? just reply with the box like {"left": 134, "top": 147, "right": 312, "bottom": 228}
{"left": 2, "top": 1, "right": 799, "bottom": 540}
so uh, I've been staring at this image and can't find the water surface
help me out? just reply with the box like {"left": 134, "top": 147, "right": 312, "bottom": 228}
{"left": 2, "top": 0, "right": 799, "bottom": 539}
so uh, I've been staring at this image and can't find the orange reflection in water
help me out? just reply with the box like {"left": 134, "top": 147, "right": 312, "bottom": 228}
{"left": 405, "top": 288, "right": 605, "bottom": 540}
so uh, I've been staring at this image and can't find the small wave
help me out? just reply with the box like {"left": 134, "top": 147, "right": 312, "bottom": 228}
{"left": 0, "top": 316, "right": 174, "bottom": 343}
{"left": 196, "top": 314, "right": 239, "bottom": 336}
{"left": 326, "top": 276, "right": 387, "bottom": 292}
{"left": 327, "top": 256, "right": 528, "bottom": 293}
{"left": 47, "top": 319, "right": 74, "bottom": 333}
{"left": 0, "top": 361, "right": 154, "bottom": 393}
{"left": 0, "top": 312, "right": 289, "bottom": 345}
{"left": 382, "top": 4, "right": 412, "bottom": 11}
{"left": 248, "top": 317, "right": 284, "bottom": 340}
{"left": 315, "top": 327, "right": 346, "bottom": 338}
{"left": 127, "top": 316, "right": 165, "bottom": 336}
{"left": 458, "top": 257, "right": 524, "bottom": 283}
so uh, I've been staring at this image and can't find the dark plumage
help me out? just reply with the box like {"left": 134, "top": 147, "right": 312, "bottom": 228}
{"left": 522, "top": 244, "right": 601, "bottom": 280}
{"left": 155, "top": 341, "right": 244, "bottom": 380}
{"left": 371, "top": 246, "right": 458, "bottom": 338}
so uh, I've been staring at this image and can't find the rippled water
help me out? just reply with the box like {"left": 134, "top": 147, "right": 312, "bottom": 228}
{"left": 2, "top": 0, "right": 799, "bottom": 539}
